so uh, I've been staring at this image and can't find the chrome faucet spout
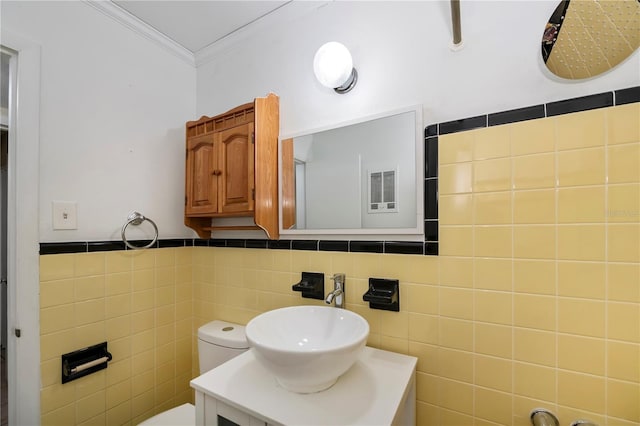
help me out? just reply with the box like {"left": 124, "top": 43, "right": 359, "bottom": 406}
{"left": 325, "top": 273, "right": 345, "bottom": 308}
{"left": 325, "top": 288, "right": 342, "bottom": 305}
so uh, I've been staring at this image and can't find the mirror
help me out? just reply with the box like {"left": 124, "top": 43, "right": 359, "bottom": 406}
{"left": 280, "top": 107, "right": 423, "bottom": 235}
{"left": 542, "top": 0, "right": 639, "bottom": 79}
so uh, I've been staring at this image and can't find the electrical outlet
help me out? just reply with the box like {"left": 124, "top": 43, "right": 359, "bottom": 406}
{"left": 52, "top": 201, "right": 77, "bottom": 230}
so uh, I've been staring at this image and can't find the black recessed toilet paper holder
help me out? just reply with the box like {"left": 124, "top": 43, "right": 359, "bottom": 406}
{"left": 363, "top": 278, "right": 400, "bottom": 311}
{"left": 62, "top": 341, "right": 112, "bottom": 384}
{"left": 292, "top": 272, "right": 325, "bottom": 300}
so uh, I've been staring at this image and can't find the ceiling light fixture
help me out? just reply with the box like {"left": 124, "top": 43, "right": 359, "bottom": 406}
{"left": 313, "top": 42, "right": 358, "bottom": 94}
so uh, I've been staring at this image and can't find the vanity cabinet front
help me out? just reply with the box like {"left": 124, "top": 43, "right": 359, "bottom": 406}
{"left": 184, "top": 94, "right": 279, "bottom": 239}
{"left": 191, "top": 347, "right": 417, "bottom": 426}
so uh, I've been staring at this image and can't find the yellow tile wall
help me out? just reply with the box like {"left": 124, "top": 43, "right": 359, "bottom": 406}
{"left": 39, "top": 248, "right": 193, "bottom": 426}
{"left": 39, "top": 103, "right": 638, "bottom": 426}
{"left": 433, "top": 103, "right": 640, "bottom": 426}
{"left": 189, "top": 104, "right": 637, "bottom": 426}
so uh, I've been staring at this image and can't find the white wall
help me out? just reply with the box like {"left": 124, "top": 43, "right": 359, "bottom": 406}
{"left": 3, "top": 0, "right": 638, "bottom": 242}
{"left": 2, "top": 1, "right": 196, "bottom": 242}
{"left": 196, "top": 1, "right": 639, "bottom": 135}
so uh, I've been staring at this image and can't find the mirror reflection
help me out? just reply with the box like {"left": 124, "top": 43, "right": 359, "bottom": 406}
{"left": 542, "top": 0, "right": 639, "bottom": 79}
{"left": 281, "top": 109, "right": 420, "bottom": 231}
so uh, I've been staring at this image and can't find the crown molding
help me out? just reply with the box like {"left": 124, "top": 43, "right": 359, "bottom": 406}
{"left": 82, "top": 0, "right": 196, "bottom": 67}
{"left": 194, "top": 1, "right": 329, "bottom": 67}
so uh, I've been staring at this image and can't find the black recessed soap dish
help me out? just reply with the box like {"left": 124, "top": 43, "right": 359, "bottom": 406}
{"left": 363, "top": 278, "right": 399, "bottom": 312}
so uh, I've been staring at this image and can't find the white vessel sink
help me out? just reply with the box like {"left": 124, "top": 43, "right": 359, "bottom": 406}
{"left": 245, "top": 306, "right": 369, "bottom": 393}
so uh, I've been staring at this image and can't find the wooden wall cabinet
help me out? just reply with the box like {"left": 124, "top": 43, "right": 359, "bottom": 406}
{"left": 184, "top": 94, "right": 279, "bottom": 239}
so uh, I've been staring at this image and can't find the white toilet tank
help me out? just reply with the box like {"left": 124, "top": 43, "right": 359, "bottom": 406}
{"left": 197, "top": 320, "right": 249, "bottom": 373}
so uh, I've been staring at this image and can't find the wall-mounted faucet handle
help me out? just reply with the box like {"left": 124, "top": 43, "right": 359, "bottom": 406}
{"left": 331, "top": 273, "right": 345, "bottom": 284}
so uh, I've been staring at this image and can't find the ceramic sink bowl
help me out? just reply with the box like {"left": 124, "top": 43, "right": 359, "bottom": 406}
{"left": 245, "top": 306, "right": 369, "bottom": 393}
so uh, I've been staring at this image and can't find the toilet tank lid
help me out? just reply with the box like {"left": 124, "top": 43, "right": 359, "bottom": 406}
{"left": 198, "top": 320, "right": 248, "bottom": 349}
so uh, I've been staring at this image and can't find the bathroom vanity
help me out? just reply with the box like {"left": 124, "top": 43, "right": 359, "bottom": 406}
{"left": 190, "top": 346, "right": 417, "bottom": 425}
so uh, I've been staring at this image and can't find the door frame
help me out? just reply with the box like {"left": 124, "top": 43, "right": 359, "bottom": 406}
{"left": 2, "top": 30, "right": 41, "bottom": 426}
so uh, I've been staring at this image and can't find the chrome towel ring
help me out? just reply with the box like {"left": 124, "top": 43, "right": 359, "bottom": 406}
{"left": 121, "top": 211, "right": 158, "bottom": 249}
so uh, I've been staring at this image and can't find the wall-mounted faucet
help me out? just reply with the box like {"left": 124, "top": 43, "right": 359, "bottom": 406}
{"left": 325, "top": 273, "right": 345, "bottom": 308}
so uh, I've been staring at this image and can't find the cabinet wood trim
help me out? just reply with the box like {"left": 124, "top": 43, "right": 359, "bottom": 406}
{"left": 186, "top": 102, "right": 255, "bottom": 137}
{"left": 204, "top": 226, "right": 263, "bottom": 231}
{"left": 253, "top": 93, "right": 280, "bottom": 239}
{"left": 281, "top": 138, "right": 296, "bottom": 230}
{"left": 184, "top": 217, "right": 212, "bottom": 239}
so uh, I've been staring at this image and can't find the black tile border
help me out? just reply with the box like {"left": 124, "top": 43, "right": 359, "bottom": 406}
{"left": 425, "top": 242, "right": 439, "bottom": 256}
{"left": 616, "top": 86, "right": 640, "bottom": 105}
{"left": 425, "top": 124, "right": 438, "bottom": 137}
{"left": 268, "top": 240, "right": 292, "bottom": 250}
{"left": 158, "top": 239, "right": 190, "bottom": 248}
{"left": 546, "top": 91, "right": 613, "bottom": 117}
{"left": 209, "top": 239, "right": 225, "bottom": 247}
{"left": 439, "top": 114, "right": 486, "bottom": 135}
{"left": 425, "top": 136, "right": 438, "bottom": 179}
{"left": 245, "top": 239, "right": 268, "bottom": 249}
{"left": 88, "top": 241, "right": 125, "bottom": 252}
{"left": 384, "top": 241, "right": 424, "bottom": 255}
{"left": 425, "top": 179, "right": 438, "bottom": 220}
{"left": 40, "top": 87, "right": 637, "bottom": 259}
{"left": 40, "top": 238, "right": 437, "bottom": 256}
{"left": 488, "top": 104, "right": 545, "bottom": 127}
{"left": 291, "top": 240, "right": 318, "bottom": 251}
{"left": 40, "top": 242, "right": 88, "bottom": 255}
{"left": 319, "top": 240, "right": 349, "bottom": 252}
{"left": 225, "top": 239, "right": 245, "bottom": 248}
{"left": 350, "top": 241, "right": 383, "bottom": 253}
{"left": 424, "top": 220, "right": 438, "bottom": 243}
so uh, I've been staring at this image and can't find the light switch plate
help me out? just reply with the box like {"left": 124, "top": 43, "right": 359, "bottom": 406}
{"left": 52, "top": 201, "right": 77, "bottom": 230}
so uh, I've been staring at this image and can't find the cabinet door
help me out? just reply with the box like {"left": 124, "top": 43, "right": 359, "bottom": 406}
{"left": 217, "top": 123, "right": 255, "bottom": 214}
{"left": 185, "top": 133, "right": 218, "bottom": 216}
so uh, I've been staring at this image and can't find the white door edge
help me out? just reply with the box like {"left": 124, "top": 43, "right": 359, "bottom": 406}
{"left": 2, "top": 29, "right": 41, "bottom": 426}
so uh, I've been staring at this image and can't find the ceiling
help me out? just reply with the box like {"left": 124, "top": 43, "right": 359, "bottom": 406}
{"left": 113, "top": 1, "right": 289, "bottom": 53}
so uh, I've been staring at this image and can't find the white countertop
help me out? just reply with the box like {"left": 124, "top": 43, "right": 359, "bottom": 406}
{"left": 190, "top": 346, "right": 418, "bottom": 426}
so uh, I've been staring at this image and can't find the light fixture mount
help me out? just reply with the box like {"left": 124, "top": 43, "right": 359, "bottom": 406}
{"left": 334, "top": 68, "right": 358, "bottom": 94}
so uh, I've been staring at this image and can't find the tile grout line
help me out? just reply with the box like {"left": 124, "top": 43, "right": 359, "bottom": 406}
{"left": 509, "top": 122, "right": 516, "bottom": 424}
{"left": 470, "top": 142, "right": 477, "bottom": 422}
{"left": 553, "top": 111, "right": 559, "bottom": 416}
{"left": 603, "top": 104, "right": 610, "bottom": 426}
